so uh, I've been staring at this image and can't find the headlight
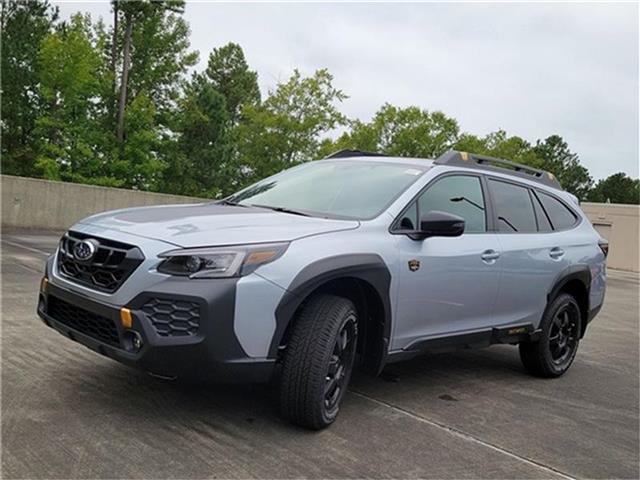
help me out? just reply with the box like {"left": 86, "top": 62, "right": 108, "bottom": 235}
{"left": 157, "top": 242, "right": 289, "bottom": 278}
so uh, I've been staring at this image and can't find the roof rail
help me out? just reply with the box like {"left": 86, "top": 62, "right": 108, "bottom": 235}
{"left": 324, "top": 149, "right": 388, "bottom": 159}
{"left": 434, "top": 150, "right": 562, "bottom": 190}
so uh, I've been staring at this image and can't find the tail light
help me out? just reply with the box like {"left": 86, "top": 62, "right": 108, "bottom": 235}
{"left": 598, "top": 240, "right": 609, "bottom": 258}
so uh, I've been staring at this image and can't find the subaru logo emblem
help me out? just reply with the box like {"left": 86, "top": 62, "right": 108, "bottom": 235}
{"left": 73, "top": 239, "right": 98, "bottom": 261}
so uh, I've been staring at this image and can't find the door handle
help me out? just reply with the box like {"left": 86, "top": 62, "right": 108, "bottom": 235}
{"left": 481, "top": 249, "right": 500, "bottom": 263}
{"left": 549, "top": 247, "right": 565, "bottom": 259}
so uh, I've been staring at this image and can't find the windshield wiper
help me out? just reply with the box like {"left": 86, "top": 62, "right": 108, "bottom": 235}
{"left": 216, "top": 199, "right": 248, "bottom": 207}
{"left": 249, "top": 204, "right": 311, "bottom": 217}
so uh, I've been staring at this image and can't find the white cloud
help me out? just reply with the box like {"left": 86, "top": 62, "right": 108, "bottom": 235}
{"left": 54, "top": 1, "right": 639, "bottom": 180}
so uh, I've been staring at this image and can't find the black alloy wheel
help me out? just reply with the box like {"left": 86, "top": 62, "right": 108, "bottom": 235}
{"left": 520, "top": 293, "right": 582, "bottom": 378}
{"left": 324, "top": 314, "right": 357, "bottom": 414}
{"left": 548, "top": 304, "right": 579, "bottom": 367}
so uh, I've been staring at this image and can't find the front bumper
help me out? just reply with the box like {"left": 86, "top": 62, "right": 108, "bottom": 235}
{"left": 37, "top": 277, "right": 275, "bottom": 383}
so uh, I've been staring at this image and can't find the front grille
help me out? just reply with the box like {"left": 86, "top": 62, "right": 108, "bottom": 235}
{"left": 47, "top": 295, "right": 120, "bottom": 346}
{"left": 142, "top": 297, "right": 200, "bottom": 337}
{"left": 57, "top": 231, "right": 144, "bottom": 293}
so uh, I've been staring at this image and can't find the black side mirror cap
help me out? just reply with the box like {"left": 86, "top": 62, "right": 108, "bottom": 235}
{"left": 411, "top": 210, "right": 465, "bottom": 240}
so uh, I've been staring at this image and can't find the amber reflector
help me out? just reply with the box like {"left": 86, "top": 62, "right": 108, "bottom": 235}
{"left": 120, "top": 308, "right": 133, "bottom": 328}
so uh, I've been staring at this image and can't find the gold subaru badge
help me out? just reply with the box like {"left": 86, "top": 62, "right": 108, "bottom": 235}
{"left": 408, "top": 259, "right": 420, "bottom": 272}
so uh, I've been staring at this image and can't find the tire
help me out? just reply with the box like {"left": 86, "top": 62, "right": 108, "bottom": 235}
{"left": 279, "top": 294, "right": 358, "bottom": 430}
{"left": 519, "top": 293, "right": 582, "bottom": 378}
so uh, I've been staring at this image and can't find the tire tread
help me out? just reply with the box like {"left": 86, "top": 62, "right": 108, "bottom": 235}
{"left": 279, "top": 294, "right": 356, "bottom": 429}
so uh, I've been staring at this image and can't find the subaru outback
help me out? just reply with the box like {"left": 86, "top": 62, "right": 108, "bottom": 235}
{"left": 38, "top": 150, "right": 607, "bottom": 429}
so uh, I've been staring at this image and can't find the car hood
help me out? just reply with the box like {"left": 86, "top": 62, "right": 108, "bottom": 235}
{"left": 77, "top": 203, "right": 360, "bottom": 248}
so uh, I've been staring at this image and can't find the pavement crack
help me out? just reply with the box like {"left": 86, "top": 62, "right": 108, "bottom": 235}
{"left": 350, "top": 389, "right": 577, "bottom": 480}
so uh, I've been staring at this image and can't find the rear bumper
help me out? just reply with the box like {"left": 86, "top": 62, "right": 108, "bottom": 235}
{"left": 37, "top": 278, "right": 275, "bottom": 383}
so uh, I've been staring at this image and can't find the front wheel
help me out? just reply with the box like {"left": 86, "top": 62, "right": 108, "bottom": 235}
{"left": 279, "top": 294, "right": 358, "bottom": 430}
{"left": 520, "top": 293, "right": 582, "bottom": 378}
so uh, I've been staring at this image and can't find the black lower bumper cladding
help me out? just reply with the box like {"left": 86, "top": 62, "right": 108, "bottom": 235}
{"left": 38, "top": 278, "right": 275, "bottom": 383}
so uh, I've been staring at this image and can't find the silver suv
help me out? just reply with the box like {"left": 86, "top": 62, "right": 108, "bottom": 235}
{"left": 38, "top": 150, "right": 607, "bottom": 429}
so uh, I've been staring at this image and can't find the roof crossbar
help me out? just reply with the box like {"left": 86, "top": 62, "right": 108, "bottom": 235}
{"left": 434, "top": 150, "right": 562, "bottom": 190}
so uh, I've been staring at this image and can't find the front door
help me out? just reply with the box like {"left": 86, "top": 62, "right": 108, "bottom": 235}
{"left": 391, "top": 174, "right": 501, "bottom": 351}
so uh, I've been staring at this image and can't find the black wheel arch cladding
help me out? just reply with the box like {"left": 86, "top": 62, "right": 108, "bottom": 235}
{"left": 270, "top": 254, "right": 392, "bottom": 370}
{"left": 546, "top": 264, "right": 591, "bottom": 337}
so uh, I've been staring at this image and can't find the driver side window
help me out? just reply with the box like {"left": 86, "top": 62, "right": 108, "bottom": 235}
{"left": 397, "top": 175, "right": 487, "bottom": 233}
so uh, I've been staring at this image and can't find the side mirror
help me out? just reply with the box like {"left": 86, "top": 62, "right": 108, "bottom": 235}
{"left": 416, "top": 210, "right": 465, "bottom": 239}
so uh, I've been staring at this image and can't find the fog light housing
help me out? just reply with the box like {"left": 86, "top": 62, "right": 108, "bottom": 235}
{"left": 123, "top": 330, "right": 143, "bottom": 352}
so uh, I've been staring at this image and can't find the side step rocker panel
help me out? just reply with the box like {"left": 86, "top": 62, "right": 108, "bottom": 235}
{"left": 386, "top": 323, "right": 540, "bottom": 364}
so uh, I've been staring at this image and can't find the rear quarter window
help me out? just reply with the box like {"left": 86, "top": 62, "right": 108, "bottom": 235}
{"left": 531, "top": 192, "right": 553, "bottom": 232}
{"left": 538, "top": 191, "right": 577, "bottom": 230}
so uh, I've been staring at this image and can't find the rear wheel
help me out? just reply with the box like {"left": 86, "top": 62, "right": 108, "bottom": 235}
{"left": 279, "top": 294, "right": 358, "bottom": 429}
{"left": 520, "top": 293, "right": 581, "bottom": 378}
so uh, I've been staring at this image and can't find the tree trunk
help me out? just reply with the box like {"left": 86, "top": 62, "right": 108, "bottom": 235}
{"left": 110, "top": 1, "right": 118, "bottom": 92}
{"left": 109, "top": 1, "right": 119, "bottom": 124}
{"left": 116, "top": 13, "right": 132, "bottom": 145}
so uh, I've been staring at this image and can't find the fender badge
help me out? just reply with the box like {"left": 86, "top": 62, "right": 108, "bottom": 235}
{"left": 408, "top": 259, "right": 420, "bottom": 272}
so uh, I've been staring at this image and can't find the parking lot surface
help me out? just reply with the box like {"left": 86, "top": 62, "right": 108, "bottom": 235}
{"left": 2, "top": 231, "right": 638, "bottom": 479}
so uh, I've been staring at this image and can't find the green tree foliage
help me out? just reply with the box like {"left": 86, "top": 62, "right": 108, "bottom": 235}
{"left": 109, "top": 0, "right": 197, "bottom": 189}
{"left": 323, "top": 107, "right": 597, "bottom": 200}
{"left": 455, "top": 130, "right": 539, "bottom": 165}
{"left": 122, "top": 1, "right": 197, "bottom": 122}
{"left": 34, "top": 14, "right": 111, "bottom": 184}
{"left": 112, "top": 1, "right": 190, "bottom": 141}
{"left": 326, "top": 104, "right": 459, "bottom": 158}
{"left": 1, "top": 0, "right": 58, "bottom": 176}
{"left": 119, "top": 94, "right": 165, "bottom": 189}
{"left": 233, "top": 69, "right": 347, "bottom": 187}
{"left": 532, "top": 135, "right": 592, "bottom": 200}
{"left": 203, "top": 42, "right": 260, "bottom": 123}
{"left": 161, "top": 42, "right": 259, "bottom": 197}
{"left": 163, "top": 82, "right": 231, "bottom": 196}
{"left": 587, "top": 173, "right": 640, "bottom": 204}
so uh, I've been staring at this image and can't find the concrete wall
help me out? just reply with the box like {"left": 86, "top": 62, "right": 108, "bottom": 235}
{"left": 1, "top": 175, "right": 205, "bottom": 231}
{"left": 582, "top": 202, "right": 639, "bottom": 273}
{"left": 2, "top": 175, "right": 638, "bottom": 271}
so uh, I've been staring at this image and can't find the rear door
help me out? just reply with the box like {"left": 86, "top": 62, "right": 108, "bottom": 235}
{"left": 488, "top": 178, "right": 575, "bottom": 327}
{"left": 391, "top": 173, "right": 502, "bottom": 350}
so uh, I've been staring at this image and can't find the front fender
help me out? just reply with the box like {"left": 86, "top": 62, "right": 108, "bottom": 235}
{"left": 268, "top": 254, "right": 392, "bottom": 368}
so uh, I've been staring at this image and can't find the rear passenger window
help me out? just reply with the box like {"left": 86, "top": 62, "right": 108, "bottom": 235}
{"left": 488, "top": 179, "right": 537, "bottom": 233}
{"left": 417, "top": 175, "right": 486, "bottom": 233}
{"left": 538, "top": 192, "right": 577, "bottom": 230}
{"left": 531, "top": 192, "right": 553, "bottom": 232}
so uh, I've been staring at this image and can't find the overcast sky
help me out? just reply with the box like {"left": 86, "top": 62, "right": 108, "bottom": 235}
{"left": 55, "top": 1, "right": 639, "bottom": 180}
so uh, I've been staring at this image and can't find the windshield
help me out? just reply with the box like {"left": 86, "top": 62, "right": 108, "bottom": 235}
{"left": 227, "top": 160, "right": 428, "bottom": 219}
